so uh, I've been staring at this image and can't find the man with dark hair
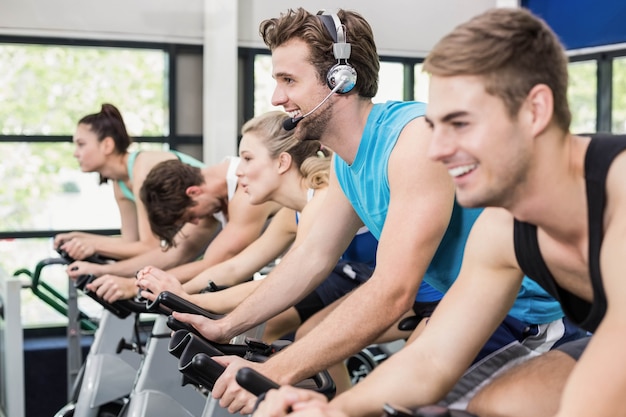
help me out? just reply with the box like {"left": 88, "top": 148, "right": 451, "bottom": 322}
{"left": 140, "top": 159, "right": 207, "bottom": 250}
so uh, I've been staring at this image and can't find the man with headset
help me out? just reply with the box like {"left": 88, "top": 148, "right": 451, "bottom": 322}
{"left": 173, "top": 8, "right": 582, "bottom": 414}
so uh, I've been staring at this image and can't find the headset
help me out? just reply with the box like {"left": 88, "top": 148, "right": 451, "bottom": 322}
{"left": 283, "top": 10, "right": 358, "bottom": 131}
{"left": 317, "top": 10, "right": 357, "bottom": 94}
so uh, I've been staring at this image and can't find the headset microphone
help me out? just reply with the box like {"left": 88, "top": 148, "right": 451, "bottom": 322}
{"left": 282, "top": 79, "right": 347, "bottom": 131}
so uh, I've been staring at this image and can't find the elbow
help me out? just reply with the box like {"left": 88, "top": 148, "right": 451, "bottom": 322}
{"left": 391, "top": 286, "right": 418, "bottom": 316}
{"left": 370, "top": 283, "right": 417, "bottom": 323}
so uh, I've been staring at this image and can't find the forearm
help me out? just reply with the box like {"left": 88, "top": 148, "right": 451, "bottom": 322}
{"left": 261, "top": 280, "right": 413, "bottom": 385}
{"left": 222, "top": 247, "right": 332, "bottom": 340}
{"left": 182, "top": 261, "right": 237, "bottom": 293}
{"left": 169, "top": 259, "right": 217, "bottom": 285}
{"left": 187, "top": 281, "right": 261, "bottom": 314}
{"left": 184, "top": 251, "right": 275, "bottom": 294}
{"left": 89, "top": 235, "right": 158, "bottom": 260}
{"left": 331, "top": 344, "right": 454, "bottom": 417}
{"left": 100, "top": 247, "right": 190, "bottom": 277}
{"left": 169, "top": 234, "right": 262, "bottom": 285}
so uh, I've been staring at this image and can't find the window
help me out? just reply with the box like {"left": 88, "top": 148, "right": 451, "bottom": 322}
{"left": 0, "top": 43, "right": 168, "bottom": 136}
{"left": 567, "top": 60, "right": 597, "bottom": 134}
{"left": 414, "top": 63, "right": 430, "bottom": 103}
{"left": 0, "top": 43, "right": 169, "bottom": 234}
{"left": 254, "top": 54, "right": 282, "bottom": 116}
{"left": 0, "top": 41, "right": 171, "bottom": 328}
{"left": 374, "top": 62, "right": 404, "bottom": 103}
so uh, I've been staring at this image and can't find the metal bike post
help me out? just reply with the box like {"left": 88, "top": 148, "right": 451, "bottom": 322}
{"left": 0, "top": 270, "right": 25, "bottom": 417}
{"left": 67, "top": 279, "right": 82, "bottom": 399}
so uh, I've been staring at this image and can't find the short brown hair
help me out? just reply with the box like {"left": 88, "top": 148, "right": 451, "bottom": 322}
{"left": 140, "top": 159, "right": 204, "bottom": 248}
{"left": 423, "top": 7, "right": 571, "bottom": 131}
{"left": 259, "top": 8, "right": 380, "bottom": 98}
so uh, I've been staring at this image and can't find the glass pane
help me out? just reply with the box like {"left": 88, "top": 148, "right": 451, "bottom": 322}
{"left": 254, "top": 54, "right": 282, "bottom": 116}
{"left": 374, "top": 62, "right": 404, "bottom": 103}
{"left": 0, "top": 43, "right": 168, "bottom": 136}
{"left": 568, "top": 60, "right": 597, "bottom": 134}
{"left": 0, "top": 141, "right": 166, "bottom": 233}
{"left": 613, "top": 57, "right": 626, "bottom": 133}
{"left": 414, "top": 63, "right": 430, "bottom": 103}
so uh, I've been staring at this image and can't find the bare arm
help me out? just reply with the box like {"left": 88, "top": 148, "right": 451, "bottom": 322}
{"left": 182, "top": 206, "right": 297, "bottom": 293}
{"left": 56, "top": 154, "right": 176, "bottom": 260}
{"left": 66, "top": 219, "right": 220, "bottom": 278}
{"left": 331, "top": 208, "right": 524, "bottom": 417}
{"left": 166, "top": 188, "right": 281, "bottom": 283}
{"left": 174, "top": 177, "right": 361, "bottom": 343}
{"left": 136, "top": 207, "right": 296, "bottom": 299}
{"left": 187, "top": 280, "right": 264, "bottom": 313}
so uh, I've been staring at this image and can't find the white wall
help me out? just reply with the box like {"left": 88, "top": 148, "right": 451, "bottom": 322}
{"left": 238, "top": 0, "right": 500, "bottom": 57}
{"left": 0, "top": 0, "right": 205, "bottom": 44}
{"left": 0, "top": 0, "right": 506, "bottom": 55}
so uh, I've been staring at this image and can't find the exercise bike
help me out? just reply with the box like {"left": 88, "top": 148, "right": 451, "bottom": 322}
{"left": 150, "top": 291, "right": 336, "bottom": 417}
{"left": 55, "top": 272, "right": 149, "bottom": 417}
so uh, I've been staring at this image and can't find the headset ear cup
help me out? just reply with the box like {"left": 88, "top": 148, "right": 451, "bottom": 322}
{"left": 327, "top": 63, "right": 357, "bottom": 94}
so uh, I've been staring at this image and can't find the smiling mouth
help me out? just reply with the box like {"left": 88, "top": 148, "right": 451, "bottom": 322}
{"left": 287, "top": 110, "right": 301, "bottom": 119}
{"left": 448, "top": 164, "right": 477, "bottom": 178}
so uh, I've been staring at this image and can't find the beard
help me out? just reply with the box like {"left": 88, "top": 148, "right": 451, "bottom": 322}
{"left": 293, "top": 97, "right": 334, "bottom": 142}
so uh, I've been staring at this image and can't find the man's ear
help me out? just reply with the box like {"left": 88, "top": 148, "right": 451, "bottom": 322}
{"left": 186, "top": 185, "right": 201, "bottom": 197}
{"left": 526, "top": 84, "right": 554, "bottom": 136}
{"left": 277, "top": 152, "right": 293, "bottom": 174}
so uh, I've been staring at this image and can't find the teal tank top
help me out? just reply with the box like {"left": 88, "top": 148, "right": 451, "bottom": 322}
{"left": 117, "top": 150, "right": 205, "bottom": 202}
{"left": 333, "top": 101, "right": 562, "bottom": 323}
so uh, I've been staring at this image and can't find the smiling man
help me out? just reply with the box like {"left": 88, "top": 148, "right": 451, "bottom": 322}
{"left": 171, "top": 8, "right": 582, "bottom": 416}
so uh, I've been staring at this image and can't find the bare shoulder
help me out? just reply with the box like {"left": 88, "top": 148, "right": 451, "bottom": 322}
{"left": 391, "top": 116, "right": 432, "bottom": 153}
{"left": 132, "top": 151, "right": 178, "bottom": 177}
{"left": 466, "top": 207, "right": 518, "bottom": 269}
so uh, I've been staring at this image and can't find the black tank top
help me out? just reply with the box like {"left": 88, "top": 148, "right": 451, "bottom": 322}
{"left": 513, "top": 134, "right": 626, "bottom": 332}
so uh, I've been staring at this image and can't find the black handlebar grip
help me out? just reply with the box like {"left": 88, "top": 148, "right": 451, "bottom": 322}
{"left": 146, "top": 291, "right": 223, "bottom": 320}
{"left": 236, "top": 367, "right": 280, "bottom": 397}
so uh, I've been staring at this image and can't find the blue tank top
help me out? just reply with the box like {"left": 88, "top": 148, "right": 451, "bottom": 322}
{"left": 117, "top": 150, "right": 205, "bottom": 202}
{"left": 333, "top": 101, "right": 562, "bottom": 323}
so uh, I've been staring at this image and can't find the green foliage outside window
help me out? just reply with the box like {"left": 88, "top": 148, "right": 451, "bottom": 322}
{"left": 0, "top": 43, "right": 169, "bottom": 232}
{"left": 0, "top": 43, "right": 167, "bottom": 135}
{"left": 568, "top": 60, "right": 597, "bottom": 134}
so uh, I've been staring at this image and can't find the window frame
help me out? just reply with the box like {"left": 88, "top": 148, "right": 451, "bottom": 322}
{"left": 0, "top": 35, "right": 203, "bottom": 240}
{"left": 569, "top": 49, "right": 626, "bottom": 132}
